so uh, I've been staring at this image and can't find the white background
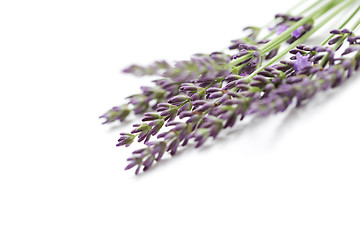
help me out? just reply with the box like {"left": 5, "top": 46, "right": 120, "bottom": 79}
{"left": 1, "top": 0, "right": 360, "bottom": 239}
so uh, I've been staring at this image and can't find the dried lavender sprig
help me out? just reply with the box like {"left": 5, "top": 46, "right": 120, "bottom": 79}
{"left": 101, "top": 1, "right": 356, "bottom": 174}
{"left": 123, "top": 28, "right": 360, "bottom": 174}
{"left": 119, "top": 1, "right": 359, "bottom": 169}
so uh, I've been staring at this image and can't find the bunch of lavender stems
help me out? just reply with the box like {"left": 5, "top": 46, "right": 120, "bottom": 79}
{"left": 101, "top": 0, "right": 360, "bottom": 174}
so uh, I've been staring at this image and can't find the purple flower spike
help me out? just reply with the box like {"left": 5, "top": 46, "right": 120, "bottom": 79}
{"left": 292, "top": 26, "right": 305, "bottom": 39}
{"left": 294, "top": 52, "right": 312, "bottom": 71}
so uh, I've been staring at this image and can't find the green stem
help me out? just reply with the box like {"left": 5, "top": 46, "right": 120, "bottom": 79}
{"left": 248, "top": 0, "right": 355, "bottom": 79}
{"left": 350, "top": 10, "right": 360, "bottom": 31}
{"left": 298, "top": 0, "right": 326, "bottom": 15}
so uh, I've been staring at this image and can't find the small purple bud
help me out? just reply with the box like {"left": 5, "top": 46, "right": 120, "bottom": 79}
{"left": 142, "top": 113, "right": 161, "bottom": 122}
{"left": 257, "top": 39, "right": 270, "bottom": 44}
{"left": 168, "top": 95, "right": 190, "bottom": 104}
{"left": 266, "top": 48, "right": 278, "bottom": 60}
{"left": 275, "top": 13, "right": 289, "bottom": 19}
{"left": 209, "top": 92, "right": 224, "bottom": 99}
{"left": 342, "top": 46, "right": 358, "bottom": 56}
{"left": 341, "top": 29, "right": 351, "bottom": 34}
{"left": 125, "top": 161, "right": 137, "bottom": 171}
{"left": 330, "top": 29, "right": 342, "bottom": 34}
{"left": 179, "top": 111, "right": 194, "bottom": 119}
{"left": 247, "top": 45, "right": 258, "bottom": 51}
{"left": 280, "top": 60, "right": 294, "bottom": 66}
{"left": 328, "top": 36, "right": 342, "bottom": 45}
{"left": 288, "top": 16, "right": 302, "bottom": 21}
{"left": 167, "top": 139, "right": 180, "bottom": 156}
{"left": 258, "top": 71, "right": 274, "bottom": 77}
{"left": 286, "top": 76, "right": 303, "bottom": 84}
{"left": 225, "top": 75, "right": 241, "bottom": 82}
{"left": 252, "top": 75, "right": 268, "bottom": 83}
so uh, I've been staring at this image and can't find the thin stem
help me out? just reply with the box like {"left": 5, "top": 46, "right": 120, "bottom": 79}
{"left": 248, "top": 0, "right": 355, "bottom": 79}
{"left": 351, "top": 12, "right": 360, "bottom": 31}
{"left": 298, "top": 0, "right": 325, "bottom": 15}
{"left": 321, "top": 4, "right": 360, "bottom": 45}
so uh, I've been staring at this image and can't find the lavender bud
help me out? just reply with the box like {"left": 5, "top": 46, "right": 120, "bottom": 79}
{"left": 275, "top": 13, "right": 288, "bottom": 19}
{"left": 330, "top": 29, "right": 342, "bottom": 34}
{"left": 266, "top": 48, "right": 278, "bottom": 60}
{"left": 288, "top": 16, "right": 302, "bottom": 21}
{"left": 342, "top": 46, "right": 358, "bottom": 56}
{"left": 341, "top": 29, "right": 351, "bottom": 34}
{"left": 179, "top": 111, "right": 194, "bottom": 119}
{"left": 167, "top": 139, "right": 180, "bottom": 156}
{"left": 168, "top": 95, "right": 190, "bottom": 104}
{"left": 142, "top": 113, "right": 162, "bottom": 122}
{"left": 252, "top": 75, "right": 268, "bottom": 83}
{"left": 258, "top": 71, "right": 274, "bottom": 77}
{"left": 257, "top": 39, "right": 270, "bottom": 44}
{"left": 209, "top": 92, "right": 224, "bottom": 99}
{"left": 328, "top": 36, "right": 342, "bottom": 45}
{"left": 286, "top": 76, "right": 303, "bottom": 84}
{"left": 280, "top": 60, "right": 294, "bottom": 66}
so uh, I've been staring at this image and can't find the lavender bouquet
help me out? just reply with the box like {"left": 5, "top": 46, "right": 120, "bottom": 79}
{"left": 101, "top": 0, "right": 360, "bottom": 174}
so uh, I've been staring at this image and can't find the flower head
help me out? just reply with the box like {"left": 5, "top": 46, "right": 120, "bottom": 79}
{"left": 294, "top": 52, "right": 312, "bottom": 71}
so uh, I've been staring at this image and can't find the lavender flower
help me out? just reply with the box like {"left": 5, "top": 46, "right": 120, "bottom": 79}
{"left": 102, "top": 0, "right": 360, "bottom": 174}
{"left": 293, "top": 52, "right": 312, "bottom": 71}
